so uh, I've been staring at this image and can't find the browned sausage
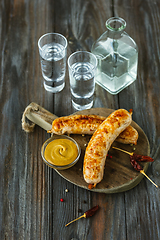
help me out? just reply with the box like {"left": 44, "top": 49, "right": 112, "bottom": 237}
{"left": 48, "top": 114, "right": 138, "bottom": 145}
{"left": 83, "top": 109, "right": 132, "bottom": 185}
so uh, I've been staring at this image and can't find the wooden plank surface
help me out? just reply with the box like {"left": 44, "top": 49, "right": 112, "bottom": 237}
{"left": 0, "top": 0, "right": 160, "bottom": 239}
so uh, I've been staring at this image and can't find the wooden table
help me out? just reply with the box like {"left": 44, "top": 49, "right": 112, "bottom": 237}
{"left": 1, "top": 0, "right": 160, "bottom": 239}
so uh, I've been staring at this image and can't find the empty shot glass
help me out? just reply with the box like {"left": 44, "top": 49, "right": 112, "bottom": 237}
{"left": 38, "top": 33, "right": 67, "bottom": 93}
{"left": 68, "top": 51, "right": 97, "bottom": 110}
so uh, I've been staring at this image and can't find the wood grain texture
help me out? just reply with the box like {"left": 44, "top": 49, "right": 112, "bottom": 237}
{"left": 0, "top": 0, "right": 160, "bottom": 239}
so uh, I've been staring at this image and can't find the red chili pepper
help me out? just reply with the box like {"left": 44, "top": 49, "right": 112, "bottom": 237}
{"left": 133, "top": 153, "right": 154, "bottom": 162}
{"left": 84, "top": 205, "right": 99, "bottom": 218}
{"left": 112, "top": 147, "right": 154, "bottom": 163}
{"left": 130, "top": 155, "right": 143, "bottom": 171}
{"left": 130, "top": 156, "right": 158, "bottom": 188}
{"left": 113, "top": 147, "right": 158, "bottom": 188}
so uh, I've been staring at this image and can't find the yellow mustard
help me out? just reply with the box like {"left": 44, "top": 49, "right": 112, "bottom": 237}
{"left": 44, "top": 139, "right": 78, "bottom": 166}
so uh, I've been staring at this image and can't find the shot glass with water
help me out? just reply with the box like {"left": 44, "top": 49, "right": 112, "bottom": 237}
{"left": 68, "top": 51, "right": 97, "bottom": 110}
{"left": 38, "top": 33, "right": 67, "bottom": 93}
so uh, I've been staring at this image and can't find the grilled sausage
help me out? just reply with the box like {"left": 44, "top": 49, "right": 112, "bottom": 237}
{"left": 116, "top": 125, "right": 138, "bottom": 145}
{"left": 48, "top": 114, "right": 138, "bottom": 145}
{"left": 83, "top": 109, "right": 132, "bottom": 185}
{"left": 48, "top": 115, "right": 105, "bottom": 135}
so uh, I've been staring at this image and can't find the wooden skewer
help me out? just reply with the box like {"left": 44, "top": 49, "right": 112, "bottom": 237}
{"left": 112, "top": 146, "right": 134, "bottom": 156}
{"left": 65, "top": 213, "right": 86, "bottom": 227}
{"left": 140, "top": 170, "right": 158, "bottom": 188}
{"left": 112, "top": 146, "right": 159, "bottom": 188}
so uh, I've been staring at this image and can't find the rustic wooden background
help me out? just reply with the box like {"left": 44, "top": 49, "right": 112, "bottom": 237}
{"left": 0, "top": 0, "right": 160, "bottom": 239}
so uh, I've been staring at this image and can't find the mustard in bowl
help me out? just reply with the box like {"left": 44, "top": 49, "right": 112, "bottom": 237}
{"left": 41, "top": 135, "right": 81, "bottom": 170}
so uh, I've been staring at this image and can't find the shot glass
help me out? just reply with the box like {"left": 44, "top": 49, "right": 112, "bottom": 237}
{"left": 68, "top": 51, "right": 97, "bottom": 110}
{"left": 38, "top": 33, "right": 67, "bottom": 93}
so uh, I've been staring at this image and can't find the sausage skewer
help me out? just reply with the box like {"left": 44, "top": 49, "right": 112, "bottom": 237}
{"left": 112, "top": 146, "right": 154, "bottom": 162}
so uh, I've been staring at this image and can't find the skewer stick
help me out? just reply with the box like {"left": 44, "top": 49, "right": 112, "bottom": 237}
{"left": 112, "top": 146, "right": 134, "bottom": 156}
{"left": 140, "top": 170, "right": 158, "bottom": 188}
{"left": 65, "top": 213, "right": 86, "bottom": 227}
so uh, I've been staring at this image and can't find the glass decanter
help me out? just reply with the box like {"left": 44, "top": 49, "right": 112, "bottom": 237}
{"left": 91, "top": 17, "right": 138, "bottom": 94}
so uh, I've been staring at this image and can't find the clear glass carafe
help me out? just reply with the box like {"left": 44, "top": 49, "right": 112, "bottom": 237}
{"left": 91, "top": 17, "right": 138, "bottom": 94}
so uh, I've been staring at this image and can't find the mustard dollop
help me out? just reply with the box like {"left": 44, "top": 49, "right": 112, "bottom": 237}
{"left": 44, "top": 139, "right": 78, "bottom": 166}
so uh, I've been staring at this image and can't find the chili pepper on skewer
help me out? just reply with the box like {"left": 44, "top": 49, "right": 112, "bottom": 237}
{"left": 112, "top": 147, "right": 154, "bottom": 162}
{"left": 65, "top": 205, "right": 99, "bottom": 227}
{"left": 112, "top": 146, "right": 158, "bottom": 188}
{"left": 130, "top": 155, "right": 158, "bottom": 188}
{"left": 132, "top": 153, "right": 154, "bottom": 162}
{"left": 130, "top": 155, "right": 143, "bottom": 171}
